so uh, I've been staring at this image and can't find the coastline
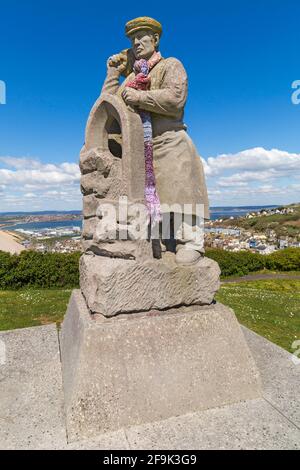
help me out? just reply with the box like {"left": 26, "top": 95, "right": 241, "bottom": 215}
{"left": 0, "top": 230, "right": 25, "bottom": 254}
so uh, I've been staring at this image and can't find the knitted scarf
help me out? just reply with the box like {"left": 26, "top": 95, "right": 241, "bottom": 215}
{"left": 126, "top": 51, "right": 162, "bottom": 226}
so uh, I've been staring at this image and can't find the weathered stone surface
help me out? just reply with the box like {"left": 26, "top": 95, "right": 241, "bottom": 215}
{"left": 108, "top": 158, "right": 122, "bottom": 178}
{"left": 80, "top": 253, "right": 221, "bottom": 317}
{"left": 80, "top": 94, "right": 148, "bottom": 259}
{"left": 242, "top": 326, "right": 300, "bottom": 429}
{"left": 81, "top": 172, "right": 111, "bottom": 197}
{"left": 105, "top": 177, "right": 127, "bottom": 199}
{"left": 0, "top": 325, "right": 66, "bottom": 449}
{"left": 85, "top": 94, "right": 145, "bottom": 201}
{"left": 82, "top": 240, "right": 136, "bottom": 259}
{"left": 3, "top": 321, "right": 300, "bottom": 449}
{"left": 82, "top": 194, "right": 102, "bottom": 218}
{"left": 60, "top": 290, "right": 261, "bottom": 442}
{"left": 80, "top": 147, "right": 116, "bottom": 176}
{"left": 82, "top": 217, "right": 97, "bottom": 239}
{"left": 125, "top": 398, "right": 300, "bottom": 450}
{"left": 79, "top": 148, "right": 97, "bottom": 174}
{"left": 82, "top": 239, "right": 153, "bottom": 261}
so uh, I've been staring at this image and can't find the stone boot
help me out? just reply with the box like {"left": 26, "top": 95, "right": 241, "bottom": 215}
{"left": 175, "top": 247, "right": 202, "bottom": 265}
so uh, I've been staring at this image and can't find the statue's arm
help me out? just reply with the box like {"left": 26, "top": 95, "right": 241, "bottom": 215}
{"left": 101, "top": 67, "right": 121, "bottom": 95}
{"left": 137, "top": 58, "right": 187, "bottom": 117}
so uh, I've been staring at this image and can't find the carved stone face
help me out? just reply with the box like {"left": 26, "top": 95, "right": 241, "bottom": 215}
{"left": 129, "top": 29, "right": 159, "bottom": 60}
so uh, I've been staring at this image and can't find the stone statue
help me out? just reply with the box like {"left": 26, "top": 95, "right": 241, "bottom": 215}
{"left": 60, "top": 17, "right": 261, "bottom": 441}
{"left": 79, "top": 16, "right": 219, "bottom": 317}
{"left": 102, "top": 16, "right": 209, "bottom": 265}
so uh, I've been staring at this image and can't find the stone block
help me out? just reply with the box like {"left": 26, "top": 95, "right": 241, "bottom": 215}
{"left": 81, "top": 172, "right": 111, "bottom": 197}
{"left": 80, "top": 147, "right": 120, "bottom": 176}
{"left": 80, "top": 253, "right": 221, "bottom": 317}
{"left": 106, "top": 178, "right": 127, "bottom": 199}
{"left": 60, "top": 290, "right": 262, "bottom": 442}
{"left": 83, "top": 194, "right": 102, "bottom": 218}
{"left": 82, "top": 217, "right": 98, "bottom": 239}
{"left": 79, "top": 148, "right": 100, "bottom": 174}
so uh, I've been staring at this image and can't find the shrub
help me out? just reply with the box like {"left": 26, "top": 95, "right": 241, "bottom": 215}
{"left": 265, "top": 248, "right": 300, "bottom": 271}
{"left": 0, "top": 247, "right": 299, "bottom": 289}
{"left": 206, "top": 248, "right": 265, "bottom": 277}
{"left": 0, "top": 250, "right": 80, "bottom": 289}
{"left": 206, "top": 247, "right": 300, "bottom": 276}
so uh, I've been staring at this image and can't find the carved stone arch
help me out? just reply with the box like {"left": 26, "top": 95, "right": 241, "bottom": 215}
{"left": 85, "top": 93, "right": 145, "bottom": 201}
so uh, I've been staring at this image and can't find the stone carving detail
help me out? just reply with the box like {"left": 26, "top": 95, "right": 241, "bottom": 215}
{"left": 80, "top": 93, "right": 149, "bottom": 263}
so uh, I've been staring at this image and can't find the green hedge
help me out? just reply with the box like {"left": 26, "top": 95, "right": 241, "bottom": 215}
{"left": 206, "top": 247, "right": 300, "bottom": 277}
{"left": 205, "top": 248, "right": 265, "bottom": 277}
{"left": 0, "top": 250, "right": 80, "bottom": 289}
{"left": 264, "top": 248, "right": 300, "bottom": 271}
{"left": 0, "top": 248, "right": 299, "bottom": 289}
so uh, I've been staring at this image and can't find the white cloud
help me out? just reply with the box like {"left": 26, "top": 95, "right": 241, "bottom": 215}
{"left": 217, "top": 180, "right": 248, "bottom": 188}
{"left": 0, "top": 156, "right": 43, "bottom": 170}
{"left": 0, "top": 156, "right": 81, "bottom": 212}
{"left": 0, "top": 148, "right": 299, "bottom": 212}
{"left": 204, "top": 147, "right": 300, "bottom": 206}
{"left": 0, "top": 157, "right": 79, "bottom": 186}
{"left": 204, "top": 147, "right": 300, "bottom": 178}
{"left": 216, "top": 169, "right": 279, "bottom": 186}
{"left": 0, "top": 158, "right": 80, "bottom": 186}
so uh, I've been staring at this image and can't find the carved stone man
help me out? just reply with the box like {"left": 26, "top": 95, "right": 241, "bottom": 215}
{"left": 102, "top": 16, "right": 209, "bottom": 265}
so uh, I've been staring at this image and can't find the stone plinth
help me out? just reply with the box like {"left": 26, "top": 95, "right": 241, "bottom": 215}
{"left": 80, "top": 253, "right": 221, "bottom": 317}
{"left": 60, "top": 290, "right": 261, "bottom": 442}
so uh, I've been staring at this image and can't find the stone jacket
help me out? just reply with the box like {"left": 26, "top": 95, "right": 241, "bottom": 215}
{"left": 102, "top": 57, "right": 209, "bottom": 218}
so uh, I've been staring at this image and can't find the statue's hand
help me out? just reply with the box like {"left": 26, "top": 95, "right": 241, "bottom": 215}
{"left": 107, "top": 53, "right": 127, "bottom": 74}
{"left": 121, "top": 88, "right": 141, "bottom": 106}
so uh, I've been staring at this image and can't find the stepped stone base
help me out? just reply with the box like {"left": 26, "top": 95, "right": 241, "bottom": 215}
{"left": 80, "top": 253, "right": 221, "bottom": 317}
{"left": 60, "top": 290, "right": 262, "bottom": 443}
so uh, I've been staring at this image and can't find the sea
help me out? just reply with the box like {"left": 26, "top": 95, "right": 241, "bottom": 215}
{"left": 209, "top": 205, "right": 278, "bottom": 220}
{"left": 0, "top": 206, "right": 278, "bottom": 232}
{"left": 8, "top": 219, "right": 83, "bottom": 232}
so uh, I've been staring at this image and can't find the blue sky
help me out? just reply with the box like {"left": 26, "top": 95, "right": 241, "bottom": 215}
{"left": 0, "top": 0, "right": 299, "bottom": 211}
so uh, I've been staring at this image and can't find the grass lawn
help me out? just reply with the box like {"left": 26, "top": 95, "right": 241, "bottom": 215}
{"left": 0, "top": 278, "right": 299, "bottom": 354}
{"left": 216, "top": 279, "right": 300, "bottom": 352}
{"left": 0, "top": 288, "right": 72, "bottom": 331}
{"left": 221, "top": 269, "right": 300, "bottom": 280}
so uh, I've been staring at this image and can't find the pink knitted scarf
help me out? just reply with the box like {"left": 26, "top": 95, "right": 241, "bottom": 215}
{"left": 126, "top": 51, "right": 162, "bottom": 226}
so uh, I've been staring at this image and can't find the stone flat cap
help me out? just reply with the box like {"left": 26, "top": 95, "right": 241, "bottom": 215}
{"left": 125, "top": 16, "right": 162, "bottom": 37}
